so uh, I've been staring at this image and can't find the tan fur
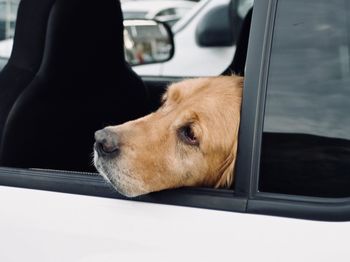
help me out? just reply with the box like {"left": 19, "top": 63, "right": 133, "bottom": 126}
{"left": 94, "top": 76, "right": 243, "bottom": 197}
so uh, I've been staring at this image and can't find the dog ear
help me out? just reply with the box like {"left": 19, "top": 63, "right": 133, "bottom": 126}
{"left": 233, "top": 75, "right": 244, "bottom": 89}
{"left": 238, "top": 77, "right": 244, "bottom": 88}
{"left": 214, "top": 139, "right": 238, "bottom": 188}
{"left": 214, "top": 75, "right": 243, "bottom": 188}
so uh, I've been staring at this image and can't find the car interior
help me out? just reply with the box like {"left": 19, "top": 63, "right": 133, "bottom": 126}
{"left": 0, "top": 0, "right": 252, "bottom": 172}
{"left": 0, "top": 0, "right": 150, "bottom": 172}
{"left": 0, "top": 0, "right": 55, "bottom": 149}
{"left": 1, "top": 0, "right": 347, "bottom": 199}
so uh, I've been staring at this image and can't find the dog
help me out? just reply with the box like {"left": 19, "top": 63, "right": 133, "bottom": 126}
{"left": 93, "top": 76, "right": 243, "bottom": 197}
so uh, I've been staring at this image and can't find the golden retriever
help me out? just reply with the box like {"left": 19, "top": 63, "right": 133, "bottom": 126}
{"left": 93, "top": 76, "right": 243, "bottom": 197}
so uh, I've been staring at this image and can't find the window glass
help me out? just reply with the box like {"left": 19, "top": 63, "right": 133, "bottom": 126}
{"left": 0, "top": 0, "right": 18, "bottom": 40}
{"left": 260, "top": 0, "right": 350, "bottom": 197}
{"left": 0, "top": 0, "right": 254, "bottom": 177}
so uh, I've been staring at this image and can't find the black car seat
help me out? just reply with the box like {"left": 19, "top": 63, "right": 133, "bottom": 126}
{"left": 223, "top": 8, "right": 252, "bottom": 190}
{"left": 223, "top": 8, "right": 253, "bottom": 76}
{"left": 0, "top": 0, "right": 150, "bottom": 172}
{"left": 0, "top": 0, "right": 55, "bottom": 148}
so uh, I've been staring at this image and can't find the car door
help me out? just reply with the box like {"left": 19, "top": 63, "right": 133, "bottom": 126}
{"left": 1, "top": 0, "right": 350, "bottom": 261}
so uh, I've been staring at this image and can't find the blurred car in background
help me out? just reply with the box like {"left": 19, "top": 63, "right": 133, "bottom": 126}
{"left": 0, "top": 0, "right": 19, "bottom": 40}
{"left": 0, "top": 0, "right": 18, "bottom": 67}
{"left": 133, "top": 0, "right": 253, "bottom": 77}
{"left": 122, "top": 0, "right": 196, "bottom": 27}
{"left": 0, "top": 37, "right": 11, "bottom": 69}
{"left": 0, "top": 0, "right": 196, "bottom": 71}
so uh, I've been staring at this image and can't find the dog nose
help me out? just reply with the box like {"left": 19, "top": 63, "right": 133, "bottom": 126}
{"left": 94, "top": 129, "right": 120, "bottom": 157}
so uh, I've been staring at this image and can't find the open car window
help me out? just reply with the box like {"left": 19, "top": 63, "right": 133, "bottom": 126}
{"left": 0, "top": 0, "right": 253, "bottom": 216}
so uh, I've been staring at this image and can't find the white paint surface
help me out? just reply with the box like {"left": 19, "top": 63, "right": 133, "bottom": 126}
{"left": 0, "top": 185, "right": 350, "bottom": 261}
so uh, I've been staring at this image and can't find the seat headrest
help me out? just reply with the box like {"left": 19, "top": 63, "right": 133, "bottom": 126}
{"left": 9, "top": 0, "right": 56, "bottom": 71}
{"left": 38, "top": 0, "right": 125, "bottom": 75}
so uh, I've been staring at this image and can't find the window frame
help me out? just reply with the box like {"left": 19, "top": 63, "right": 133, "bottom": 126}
{"left": 0, "top": 166, "right": 247, "bottom": 212}
{"left": 238, "top": 0, "right": 350, "bottom": 221}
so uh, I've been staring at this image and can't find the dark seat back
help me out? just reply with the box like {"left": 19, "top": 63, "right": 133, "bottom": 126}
{"left": 0, "top": 0, "right": 150, "bottom": 172}
{"left": 0, "top": 0, "right": 55, "bottom": 146}
{"left": 223, "top": 8, "right": 252, "bottom": 76}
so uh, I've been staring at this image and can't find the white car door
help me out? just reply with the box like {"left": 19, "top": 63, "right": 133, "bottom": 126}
{"left": 1, "top": 185, "right": 349, "bottom": 262}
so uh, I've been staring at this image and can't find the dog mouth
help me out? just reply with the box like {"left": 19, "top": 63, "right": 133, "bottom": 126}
{"left": 93, "top": 150, "right": 147, "bottom": 197}
{"left": 94, "top": 151, "right": 114, "bottom": 185}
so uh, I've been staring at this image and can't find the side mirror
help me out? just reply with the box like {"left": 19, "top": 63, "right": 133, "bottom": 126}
{"left": 123, "top": 20, "right": 174, "bottom": 66}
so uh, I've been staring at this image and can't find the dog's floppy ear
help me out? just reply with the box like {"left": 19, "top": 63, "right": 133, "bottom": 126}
{"left": 214, "top": 138, "right": 238, "bottom": 188}
{"left": 214, "top": 75, "right": 242, "bottom": 188}
{"left": 234, "top": 75, "right": 244, "bottom": 89}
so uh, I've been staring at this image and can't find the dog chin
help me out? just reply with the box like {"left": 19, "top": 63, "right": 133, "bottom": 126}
{"left": 93, "top": 151, "right": 147, "bottom": 198}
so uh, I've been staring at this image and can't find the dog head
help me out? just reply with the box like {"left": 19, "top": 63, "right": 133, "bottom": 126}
{"left": 94, "top": 76, "right": 243, "bottom": 197}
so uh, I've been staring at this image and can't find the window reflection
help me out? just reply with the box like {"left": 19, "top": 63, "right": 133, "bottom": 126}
{"left": 260, "top": 0, "right": 350, "bottom": 197}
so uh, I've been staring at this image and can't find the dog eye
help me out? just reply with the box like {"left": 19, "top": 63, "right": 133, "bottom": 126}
{"left": 179, "top": 125, "right": 198, "bottom": 146}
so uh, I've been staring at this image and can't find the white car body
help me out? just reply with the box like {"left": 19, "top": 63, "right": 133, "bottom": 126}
{"left": 1, "top": 185, "right": 350, "bottom": 261}
{"left": 133, "top": 0, "right": 237, "bottom": 77}
{"left": 121, "top": 0, "right": 195, "bottom": 20}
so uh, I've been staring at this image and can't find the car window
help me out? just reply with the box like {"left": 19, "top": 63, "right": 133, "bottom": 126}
{"left": 0, "top": 0, "right": 255, "bottom": 217}
{"left": 260, "top": 0, "right": 350, "bottom": 197}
